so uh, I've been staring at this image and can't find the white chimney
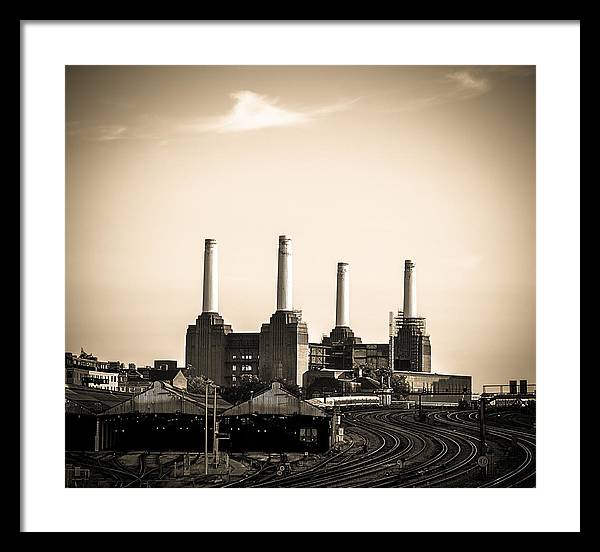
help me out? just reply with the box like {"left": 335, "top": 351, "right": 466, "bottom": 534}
{"left": 202, "top": 239, "right": 218, "bottom": 313}
{"left": 403, "top": 259, "right": 417, "bottom": 319}
{"left": 335, "top": 262, "right": 350, "bottom": 327}
{"left": 276, "top": 235, "right": 293, "bottom": 311}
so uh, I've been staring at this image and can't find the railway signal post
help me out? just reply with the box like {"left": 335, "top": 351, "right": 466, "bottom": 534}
{"left": 213, "top": 384, "right": 219, "bottom": 468}
{"left": 479, "top": 396, "right": 487, "bottom": 456}
{"left": 204, "top": 380, "right": 211, "bottom": 476}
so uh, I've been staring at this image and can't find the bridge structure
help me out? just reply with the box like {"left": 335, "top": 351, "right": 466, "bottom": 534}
{"left": 404, "top": 384, "right": 535, "bottom": 462}
{"left": 404, "top": 389, "right": 472, "bottom": 413}
{"left": 481, "top": 381, "right": 536, "bottom": 403}
{"left": 480, "top": 382, "right": 536, "bottom": 413}
{"left": 477, "top": 381, "right": 536, "bottom": 457}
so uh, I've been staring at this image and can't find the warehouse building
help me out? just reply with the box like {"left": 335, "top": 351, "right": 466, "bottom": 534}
{"left": 65, "top": 381, "right": 232, "bottom": 452}
{"left": 220, "top": 382, "right": 336, "bottom": 453}
{"left": 398, "top": 371, "right": 472, "bottom": 405}
{"left": 65, "top": 385, "right": 132, "bottom": 451}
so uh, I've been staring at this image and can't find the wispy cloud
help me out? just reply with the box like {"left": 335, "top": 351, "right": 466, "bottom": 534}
{"left": 445, "top": 70, "right": 491, "bottom": 99}
{"left": 67, "top": 121, "right": 165, "bottom": 144}
{"left": 481, "top": 65, "right": 534, "bottom": 78}
{"left": 67, "top": 91, "right": 360, "bottom": 143}
{"left": 96, "top": 125, "right": 128, "bottom": 142}
{"left": 389, "top": 69, "right": 493, "bottom": 113}
{"left": 182, "top": 90, "right": 360, "bottom": 134}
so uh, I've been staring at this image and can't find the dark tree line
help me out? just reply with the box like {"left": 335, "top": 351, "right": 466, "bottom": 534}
{"left": 188, "top": 373, "right": 302, "bottom": 405}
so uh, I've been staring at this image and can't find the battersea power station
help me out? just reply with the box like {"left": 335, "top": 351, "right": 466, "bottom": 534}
{"left": 185, "top": 236, "right": 309, "bottom": 388}
{"left": 184, "top": 236, "right": 466, "bottom": 401}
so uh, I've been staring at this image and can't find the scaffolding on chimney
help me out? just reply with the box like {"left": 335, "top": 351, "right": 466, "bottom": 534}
{"left": 389, "top": 310, "right": 430, "bottom": 372}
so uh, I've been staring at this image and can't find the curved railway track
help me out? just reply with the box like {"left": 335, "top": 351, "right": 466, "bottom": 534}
{"left": 239, "top": 410, "right": 439, "bottom": 488}
{"left": 229, "top": 406, "right": 535, "bottom": 488}
{"left": 365, "top": 411, "right": 480, "bottom": 488}
{"left": 448, "top": 411, "right": 536, "bottom": 487}
{"left": 66, "top": 451, "right": 190, "bottom": 487}
{"left": 66, "top": 407, "right": 535, "bottom": 488}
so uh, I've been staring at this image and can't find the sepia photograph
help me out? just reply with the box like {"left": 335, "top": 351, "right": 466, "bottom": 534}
{"left": 21, "top": 21, "right": 580, "bottom": 533}
{"left": 64, "top": 65, "right": 536, "bottom": 489}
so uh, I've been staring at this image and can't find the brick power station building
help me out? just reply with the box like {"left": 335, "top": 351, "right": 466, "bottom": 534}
{"left": 185, "top": 236, "right": 444, "bottom": 394}
{"left": 185, "top": 236, "right": 309, "bottom": 387}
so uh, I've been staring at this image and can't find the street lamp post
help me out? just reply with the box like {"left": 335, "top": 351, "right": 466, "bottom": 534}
{"left": 213, "top": 384, "right": 219, "bottom": 468}
{"left": 479, "top": 396, "right": 487, "bottom": 456}
{"left": 204, "top": 380, "right": 211, "bottom": 475}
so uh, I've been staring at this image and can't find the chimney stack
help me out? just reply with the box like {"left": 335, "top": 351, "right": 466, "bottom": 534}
{"left": 202, "top": 239, "right": 218, "bottom": 313}
{"left": 276, "top": 235, "right": 292, "bottom": 311}
{"left": 335, "top": 262, "right": 350, "bottom": 327}
{"left": 403, "top": 259, "right": 417, "bottom": 319}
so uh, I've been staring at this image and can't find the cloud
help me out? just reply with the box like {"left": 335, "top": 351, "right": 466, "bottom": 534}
{"left": 183, "top": 90, "right": 359, "bottom": 134}
{"left": 389, "top": 70, "right": 492, "bottom": 113}
{"left": 480, "top": 65, "right": 534, "bottom": 78}
{"left": 66, "top": 121, "right": 165, "bottom": 144}
{"left": 445, "top": 70, "right": 491, "bottom": 98}
{"left": 68, "top": 91, "right": 359, "bottom": 143}
{"left": 67, "top": 123, "right": 127, "bottom": 142}
{"left": 96, "top": 125, "right": 128, "bottom": 142}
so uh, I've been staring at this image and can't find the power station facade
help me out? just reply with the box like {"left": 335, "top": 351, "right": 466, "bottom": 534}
{"left": 186, "top": 236, "right": 308, "bottom": 387}
{"left": 185, "top": 236, "right": 432, "bottom": 389}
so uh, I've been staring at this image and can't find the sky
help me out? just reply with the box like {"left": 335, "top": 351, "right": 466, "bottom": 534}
{"left": 65, "top": 66, "right": 535, "bottom": 392}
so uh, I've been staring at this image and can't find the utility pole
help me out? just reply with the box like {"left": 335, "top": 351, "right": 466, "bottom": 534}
{"left": 213, "top": 384, "right": 218, "bottom": 468}
{"left": 205, "top": 380, "right": 210, "bottom": 475}
{"left": 479, "top": 397, "right": 487, "bottom": 456}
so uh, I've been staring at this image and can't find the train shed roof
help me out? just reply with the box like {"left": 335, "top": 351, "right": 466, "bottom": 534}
{"left": 222, "top": 382, "right": 329, "bottom": 418}
{"left": 65, "top": 384, "right": 133, "bottom": 414}
{"left": 99, "top": 381, "right": 232, "bottom": 417}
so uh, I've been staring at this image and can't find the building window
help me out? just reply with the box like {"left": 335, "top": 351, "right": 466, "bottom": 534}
{"left": 299, "top": 428, "right": 318, "bottom": 443}
{"left": 232, "top": 365, "right": 237, "bottom": 371}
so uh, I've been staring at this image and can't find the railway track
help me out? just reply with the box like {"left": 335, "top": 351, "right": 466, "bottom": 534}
{"left": 232, "top": 406, "right": 535, "bottom": 488}
{"left": 65, "top": 407, "right": 535, "bottom": 488}
{"left": 66, "top": 452, "right": 141, "bottom": 487}
{"left": 364, "top": 411, "right": 480, "bottom": 488}
{"left": 66, "top": 451, "right": 188, "bottom": 487}
{"left": 244, "top": 410, "right": 432, "bottom": 487}
{"left": 448, "top": 411, "right": 536, "bottom": 487}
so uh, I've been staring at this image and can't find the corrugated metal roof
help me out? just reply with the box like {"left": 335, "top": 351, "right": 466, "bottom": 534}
{"left": 65, "top": 384, "right": 133, "bottom": 414}
{"left": 222, "top": 382, "right": 329, "bottom": 418}
{"left": 100, "top": 381, "right": 232, "bottom": 417}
